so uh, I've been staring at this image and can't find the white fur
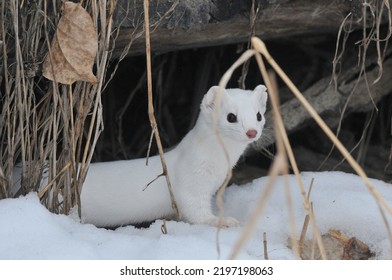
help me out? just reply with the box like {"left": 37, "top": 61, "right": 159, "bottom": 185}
{"left": 81, "top": 85, "right": 268, "bottom": 227}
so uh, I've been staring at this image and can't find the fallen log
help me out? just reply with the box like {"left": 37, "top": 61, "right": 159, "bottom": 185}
{"left": 112, "top": 0, "right": 362, "bottom": 57}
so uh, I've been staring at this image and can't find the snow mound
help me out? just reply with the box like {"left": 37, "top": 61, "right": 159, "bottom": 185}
{"left": 0, "top": 172, "right": 391, "bottom": 259}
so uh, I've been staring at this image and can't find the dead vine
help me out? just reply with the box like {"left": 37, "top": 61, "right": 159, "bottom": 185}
{"left": 320, "top": 0, "right": 392, "bottom": 171}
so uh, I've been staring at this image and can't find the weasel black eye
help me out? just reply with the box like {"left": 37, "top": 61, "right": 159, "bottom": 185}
{"left": 227, "top": 113, "right": 237, "bottom": 123}
{"left": 257, "top": 112, "right": 262, "bottom": 122}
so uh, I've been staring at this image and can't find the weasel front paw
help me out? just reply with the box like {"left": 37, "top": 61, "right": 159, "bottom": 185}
{"left": 208, "top": 216, "right": 240, "bottom": 227}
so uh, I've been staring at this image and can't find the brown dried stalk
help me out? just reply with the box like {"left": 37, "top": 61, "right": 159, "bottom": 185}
{"left": 0, "top": 1, "right": 122, "bottom": 216}
{"left": 228, "top": 50, "right": 313, "bottom": 259}
{"left": 143, "top": 0, "right": 180, "bottom": 219}
{"left": 299, "top": 179, "right": 315, "bottom": 256}
{"left": 252, "top": 42, "right": 327, "bottom": 259}
{"left": 263, "top": 232, "right": 269, "bottom": 260}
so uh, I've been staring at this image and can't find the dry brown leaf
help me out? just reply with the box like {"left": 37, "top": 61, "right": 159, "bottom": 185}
{"left": 43, "top": 1, "right": 98, "bottom": 85}
{"left": 290, "top": 229, "right": 374, "bottom": 260}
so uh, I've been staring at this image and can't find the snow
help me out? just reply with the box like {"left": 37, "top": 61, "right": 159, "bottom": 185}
{"left": 0, "top": 171, "right": 391, "bottom": 260}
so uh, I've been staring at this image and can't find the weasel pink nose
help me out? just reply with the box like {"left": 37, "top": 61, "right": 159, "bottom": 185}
{"left": 246, "top": 129, "right": 258, "bottom": 139}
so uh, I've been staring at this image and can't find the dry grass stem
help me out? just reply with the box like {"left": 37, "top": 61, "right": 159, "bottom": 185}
{"left": 229, "top": 153, "right": 285, "bottom": 259}
{"left": 143, "top": 0, "right": 180, "bottom": 219}
{"left": 263, "top": 232, "right": 269, "bottom": 260}
{"left": 307, "top": 178, "right": 315, "bottom": 201}
{"left": 299, "top": 180, "right": 314, "bottom": 256}
{"left": 238, "top": 0, "right": 260, "bottom": 89}
{"left": 161, "top": 220, "right": 168, "bottom": 234}
{"left": 268, "top": 70, "right": 300, "bottom": 258}
{"left": 1, "top": 0, "right": 120, "bottom": 215}
{"left": 38, "top": 162, "right": 71, "bottom": 199}
{"left": 254, "top": 52, "right": 309, "bottom": 259}
{"left": 299, "top": 214, "right": 310, "bottom": 256}
{"left": 227, "top": 48, "right": 298, "bottom": 259}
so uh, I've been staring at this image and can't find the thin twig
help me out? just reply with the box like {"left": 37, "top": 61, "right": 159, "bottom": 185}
{"left": 229, "top": 154, "right": 285, "bottom": 259}
{"left": 38, "top": 162, "right": 72, "bottom": 199}
{"left": 307, "top": 178, "right": 315, "bottom": 201}
{"left": 269, "top": 70, "right": 300, "bottom": 258}
{"left": 226, "top": 39, "right": 328, "bottom": 259}
{"left": 143, "top": 0, "right": 180, "bottom": 219}
{"left": 263, "top": 232, "right": 269, "bottom": 260}
{"left": 253, "top": 52, "right": 305, "bottom": 259}
{"left": 228, "top": 49, "right": 295, "bottom": 259}
{"left": 238, "top": 0, "right": 260, "bottom": 89}
{"left": 299, "top": 214, "right": 310, "bottom": 257}
{"left": 161, "top": 219, "right": 168, "bottom": 234}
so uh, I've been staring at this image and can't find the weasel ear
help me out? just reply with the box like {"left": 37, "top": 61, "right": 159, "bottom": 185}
{"left": 202, "top": 86, "right": 227, "bottom": 110}
{"left": 254, "top": 84, "right": 268, "bottom": 107}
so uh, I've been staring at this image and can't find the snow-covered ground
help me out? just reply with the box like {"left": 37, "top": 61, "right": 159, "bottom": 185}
{"left": 0, "top": 171, "right": 391, "bottom": 259}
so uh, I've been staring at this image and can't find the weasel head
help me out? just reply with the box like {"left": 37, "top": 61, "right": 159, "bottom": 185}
{"left": 201, "top": 85, "right": 268, "bottom": 143}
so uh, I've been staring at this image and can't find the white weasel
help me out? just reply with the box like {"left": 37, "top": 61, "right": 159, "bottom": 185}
{"left": 81, "top": 85, "right": 268, "bottom": 227}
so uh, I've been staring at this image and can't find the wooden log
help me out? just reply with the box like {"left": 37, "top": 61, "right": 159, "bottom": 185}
{"left": 112, "top": 0, "right": 361, "bottom": 57}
